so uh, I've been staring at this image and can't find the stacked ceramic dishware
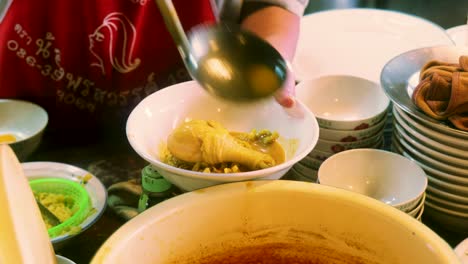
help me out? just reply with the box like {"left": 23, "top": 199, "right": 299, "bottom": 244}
{"left": 391, "top": 105, "right": 468, "bottom": 231}
{"left": 317, "top": 149, "right": 427, "bottom": 221}
{"left": 288, "top": 75, "right": 390, "bottom": 182}
{"left": 380, "top": 46, "right": 468, "bottom": 233}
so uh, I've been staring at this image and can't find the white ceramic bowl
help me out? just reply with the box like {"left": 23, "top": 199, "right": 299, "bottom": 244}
{"left": 314, "top": 133, "right": 382, "bottom": 154}
{"left": 319, "top": 116, "right": 386, "bottom": 142}
{"left": 126, "top": 81, "right": 320, "bottom": 191}
{"left": 318, "top": 149, "right": 427, "bottom": 211}
{"left": 296, "top": 75, "right": 390, "bottom": 130}
{"left": 91, "top": 181, "right": 459, "bottom": 264}
{"left": 22, "top": 162, "right": 107, "bottom": 250}
{"left": 0, "top": 99, "right": 48, "bottom": 161}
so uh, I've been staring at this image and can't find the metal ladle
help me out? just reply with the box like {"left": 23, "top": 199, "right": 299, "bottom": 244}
{"left": 156, "top": 0, "right": 288, "bottom": 101}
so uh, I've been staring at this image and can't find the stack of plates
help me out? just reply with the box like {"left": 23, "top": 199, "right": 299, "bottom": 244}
{"left": 381, "top": 45, "right": 468, "bottom": 233}
{"left": 391, "top": 106, "right": 468, "bottom": 231}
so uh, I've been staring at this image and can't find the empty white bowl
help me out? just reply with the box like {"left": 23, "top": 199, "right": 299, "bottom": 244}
{"left": 319, "top": 116, "right": 386, "bottom": 142}
{"left": 91, "top": 181, "right": 459, "bottom": 264}
{"left": 318, "top": 149, "right": 427, "bottom": 211}
{"left": 126, "top": 81, "right": 320, "bottom": 191}
{"left": 296, "top": 75, "right": 390, "bottom": 130}
{"left": 22, "top": 162, "right": 107, "bottom": 250}
{"left": 0, "top": 99, "right": 48, "bottom": 161}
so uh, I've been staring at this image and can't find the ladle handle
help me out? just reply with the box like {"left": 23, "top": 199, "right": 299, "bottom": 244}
{"left": 155, "top": 0, "right": 192, "bottom": 59}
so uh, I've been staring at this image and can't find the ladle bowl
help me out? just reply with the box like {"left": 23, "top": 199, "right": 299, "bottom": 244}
{"left": 156, "top": 0, "right": 288, "bottom": 101}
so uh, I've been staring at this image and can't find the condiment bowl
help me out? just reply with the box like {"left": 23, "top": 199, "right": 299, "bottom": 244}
{"left": 0, "top": 99, "right": 48, "bottom": 161}
{"left": 126, "top": 81, "right": 319, "bottom": 191}
{"left": 296, "top": 75, "right": 390, "bottom": 130}
{"left": 91, "top": 181, "right": 459, "bottom": 264}
{"left": 318, "top": 149, "right": 427, "bottom": 212}
{"left": 22, "top": 162, "right": 107, "bottom": 250}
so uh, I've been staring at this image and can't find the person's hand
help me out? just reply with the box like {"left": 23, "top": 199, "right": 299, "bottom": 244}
{"left": 273, "top": 63, "right": 305, "bottom": 118}
{"left": 274, "top": 62, "right": 295, "bottom": 108}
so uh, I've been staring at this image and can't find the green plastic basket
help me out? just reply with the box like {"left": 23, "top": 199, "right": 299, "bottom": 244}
{"left": 29, "top": 178, "right": 91, "bottom": 238}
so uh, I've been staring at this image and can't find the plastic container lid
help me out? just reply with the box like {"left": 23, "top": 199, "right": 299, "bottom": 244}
{"left": 29, "top": 178, "right": 91, "bottom": 238}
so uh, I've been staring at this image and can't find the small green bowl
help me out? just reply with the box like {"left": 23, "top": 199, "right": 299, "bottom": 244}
{"left": 29, "top": 178, "right": 91, "bottom": 238}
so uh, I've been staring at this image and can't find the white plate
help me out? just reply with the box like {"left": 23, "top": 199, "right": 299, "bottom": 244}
{"left": 446, "top": 24, "right": 468, "bottom": 46}
{"left": 393, "top": 110, "right": 468, "bottom": 172}
{"left": 293, "top": 8, "right": 453, "bottom": 83}
{"left": 393, "top": 106, "right": 468, "bottom": 150}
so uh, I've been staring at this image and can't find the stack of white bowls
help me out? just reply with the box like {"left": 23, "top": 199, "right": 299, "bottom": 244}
{"left": 391, "top": 105, "right": 468, "bottom": 232}
{"left": 289, "top": 75, "right": 390, "bottom": 182}
{"left": 318, "top": 149, "right": 427, "bottom": 221}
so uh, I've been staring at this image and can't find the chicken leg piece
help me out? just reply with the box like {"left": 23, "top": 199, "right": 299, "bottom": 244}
{"left": 167, "top": 120, "right": 275, "bottom": 170}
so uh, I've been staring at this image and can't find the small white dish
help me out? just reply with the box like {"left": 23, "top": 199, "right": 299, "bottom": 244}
{"left": 296, "top": 75, "right": 390, "bottom": 130}
{"left": 0, "top": 99, "right": 48, "bottom": 161}
{"left": 318, "top": 149, "right": 427, "bottom": 212}
{"left": 21, "top": 161, "right": 107, "bottom": 250}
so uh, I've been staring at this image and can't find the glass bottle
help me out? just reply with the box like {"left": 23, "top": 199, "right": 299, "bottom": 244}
{"left": 138, "top": 165, "right": 179, "bottom": 213}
